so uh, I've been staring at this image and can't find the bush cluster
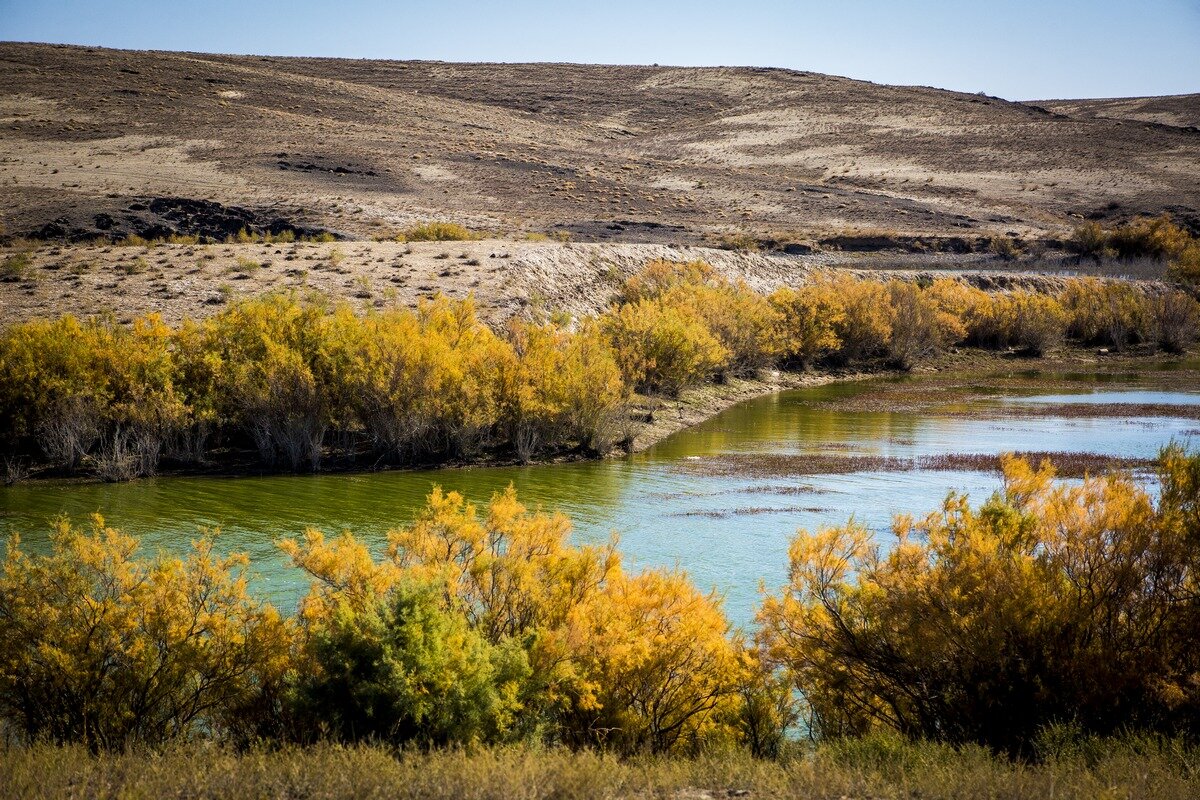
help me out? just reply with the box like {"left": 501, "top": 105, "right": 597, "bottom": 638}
{"left": 0, "top": 295, "right": 629, "bottom": 478}
{"left": 1070, "top": 215, "right": 1200, "bottom": 283}
{"left": 2, "top": 262, "right": 1196, "bottom": 479}
{"left": 0, "top": 487, "right": 770, "bottom": 755}
{"left": 2, "top": 448, "right": 1199, "bottom": 757}
{"left": 760, "top": 445, "right": 1200, "bottom": 755}
{"left": 606, "top": 262, "right": 1198, "bottom": 389}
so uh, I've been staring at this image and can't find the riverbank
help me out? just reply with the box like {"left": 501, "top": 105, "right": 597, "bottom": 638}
{"left": 627, "top": 345, "right": 1200, "bottom": 455}
{"left": 4, "top": 345, "right": 1195, "bottom": 488}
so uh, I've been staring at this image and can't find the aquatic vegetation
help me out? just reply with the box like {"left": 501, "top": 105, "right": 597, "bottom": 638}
{"left": 674, "top": 451, "right": 1159, "bottom": 479}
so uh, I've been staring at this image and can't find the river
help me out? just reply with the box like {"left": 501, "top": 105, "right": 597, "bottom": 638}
{"left": 3, "top": 368, "right": 1197, "bottom": 627}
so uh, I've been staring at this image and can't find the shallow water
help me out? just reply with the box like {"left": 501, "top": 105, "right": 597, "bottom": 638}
{"left": 2, "top": 374, "right": 1197, "bottom": 627}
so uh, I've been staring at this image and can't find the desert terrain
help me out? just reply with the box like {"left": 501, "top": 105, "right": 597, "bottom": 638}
{"left": 4, "top": 42, "right": 1198, "bottom": 327}
{"left": 2, "top": 41, "right": 1198, "bottom": 253}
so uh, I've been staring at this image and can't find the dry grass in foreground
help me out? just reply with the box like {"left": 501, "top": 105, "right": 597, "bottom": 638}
{"left": 3, "top": 737, "right": 1199, "bottom": 800}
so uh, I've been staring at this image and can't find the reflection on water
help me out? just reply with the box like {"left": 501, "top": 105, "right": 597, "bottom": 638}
{"left": 3, "top": 375, "right": 1197, "bottom": 627}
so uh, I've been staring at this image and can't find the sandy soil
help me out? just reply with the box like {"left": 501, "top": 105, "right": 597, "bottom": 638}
{"left": 1, "top": 238, "right": 1135, "bottom": 328}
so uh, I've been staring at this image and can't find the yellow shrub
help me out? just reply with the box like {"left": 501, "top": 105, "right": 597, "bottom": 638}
{"left": 769, "top": 280, "right": 845, "bottom": 368}
{"left": 563, "top": 568, "right": 745, "bottom": 754}
{"left": 202, "top": 294, "right": 334, "bottom": 470}
{"left": 386, "top": 486, "right": 617, "bottom": 643}
{"left": 831, "top": 276, "right": 894, "bottom": 362}
{"left": 884, "top": 281, "right": 965, "bottom": 367}
{"left": 0, "top": 314, "right": 186, "bottom": 478}
{"left": 1072, "top": 215, "right": 1197, "bottom": 266}
{"left": 1169, "top": 243, "right": 1200, "bottom": 284}
{"left": 1000, "top": 290, "right": 1068, "bottom": 355}
{"left": 759, "top": 446, "right": 1200, "bottom": 752}
{"left": 0, "top": 516, "right": 292, "bottom": 749}
{"left": 1108, "top": 215, "right": 1193, "bottom": 260}
{"left": 603, "top": 298, "right": 728, "bottom": 396}
{"left": 503, "top": 319, "right": 627, "bottom": 458}
{"left": 925, "top": 279, "right": 989, "bottom": 335}
{"left": 620, "top": 259, "right": 717, "bottom": 304}
{"left": 620, "top": 261, "right": 780, "bottom": 376}
{"left": 399, "top": 222, "right": 479, "bottom": 242}
{"left": 669, "top": 283, "right": 782, "bottom": 376}
{"left": 1060, "top": 278, "right": 1150, "bottom": 348}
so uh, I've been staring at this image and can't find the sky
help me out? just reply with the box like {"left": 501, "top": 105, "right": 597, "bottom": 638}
{"left": 1, "top": 0, "right": 1198, "bottom": 100}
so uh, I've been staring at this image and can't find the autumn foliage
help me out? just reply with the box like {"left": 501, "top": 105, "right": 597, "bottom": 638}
{"left": 3, "top": 448, "right": 1200, "bottom": 754}
{"left": 5, "top": 449, "right": 1200, "bottom": 756}
{"left": 0, "top": 262, "right": 1197, "bottom": 480}
{"left": 0, "top": 516, "right": 289, "bottom": 750}
{"left": 280, "top": 487, "right": 748, "bottom": 752}
{"left": 0, "top": 486, "right": 761, "bottom": 754}
{"left": 759, "top": 445, "right": 1200, "bottom": 754}
{"left": 0, "top": 295, "right": 630, "bottom": 478}
{"left": 1070, "top": 215, "right": 1200, "bottom": 284}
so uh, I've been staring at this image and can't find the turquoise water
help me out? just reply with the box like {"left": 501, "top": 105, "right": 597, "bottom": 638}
{"left": 2, "top": 376, "right": 1197, "bottom": 627}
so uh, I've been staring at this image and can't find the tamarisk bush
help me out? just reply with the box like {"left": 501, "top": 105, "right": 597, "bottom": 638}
{"left": 1, "top": 269, "right": 1195, "bottom": 480}
{"left": 0, "top": 516, "right": 291, "bottom": 750}
{"left": 760, "top": 445, "right": 1200, "bottom": 754}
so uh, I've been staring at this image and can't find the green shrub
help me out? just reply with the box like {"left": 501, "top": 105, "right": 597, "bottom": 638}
{"left": 293, "top": 580, "right": 530, "bottom": 746}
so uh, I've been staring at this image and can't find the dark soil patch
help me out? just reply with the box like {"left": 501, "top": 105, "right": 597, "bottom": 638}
{"left": 14, "top": 196, "right": 334, "bottom": 243}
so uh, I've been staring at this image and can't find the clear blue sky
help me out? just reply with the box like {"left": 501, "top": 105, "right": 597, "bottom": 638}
{"left": 2, "top": 0, "right": 1198, "bottom": 100}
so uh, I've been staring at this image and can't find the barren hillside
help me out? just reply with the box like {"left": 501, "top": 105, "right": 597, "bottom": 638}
{"left": 1037, "top": 94, "right": 1200, "bottom": 131}
{"left": 2, "top": 42, "right": 1198, "bottom": 249}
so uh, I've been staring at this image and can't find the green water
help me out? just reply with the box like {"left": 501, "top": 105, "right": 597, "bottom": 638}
{"left": 3, "top": 373, "right": 1197, "bottom": 626}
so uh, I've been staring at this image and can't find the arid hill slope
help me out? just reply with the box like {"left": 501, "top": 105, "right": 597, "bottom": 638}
{"left": 2, "top": 42, "right": 1198, "bottom": 246}
{"left": 1038, "top": 94, "right": 1200, "bottom": 131}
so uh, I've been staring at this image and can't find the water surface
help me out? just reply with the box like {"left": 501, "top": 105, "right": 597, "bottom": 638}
{"left": 3, "top": 373, "right": 1196, "bottom": 626}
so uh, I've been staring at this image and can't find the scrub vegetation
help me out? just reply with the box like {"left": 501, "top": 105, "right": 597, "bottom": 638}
{"left": 1, "top": 259, "right": 1197, "bottom": 481}
{"left": 1070, "top": 215, "right": 1200, "bottom": 284}
{"left": 1, "top": 447, "right": 1199, "bottom": 797}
